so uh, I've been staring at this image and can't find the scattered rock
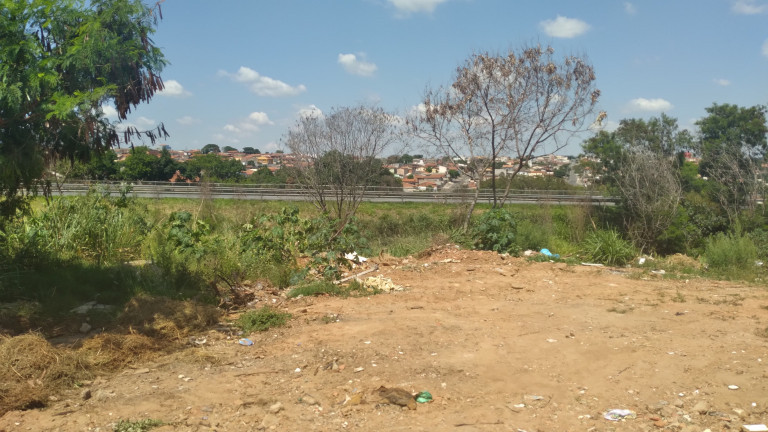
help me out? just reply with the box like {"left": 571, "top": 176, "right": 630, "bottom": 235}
{"left": 81, "top": 389, "right": 91, "bottom": 401}
{"left": 692, "top": 401, "right": 709, "bottom": 414}
{"left": 259, "top": 413, "right": 279, "bottom": 429}
{"left": 79, "top": 323, "right": 92, "bottom": 333}
{"left": 373, "top": 386, "right": 417, "bottom": 410}
{"left": 300, "top": 395, "right": 319, "bottom": 406}
{"left": 268, "top": 402, "right": 283, "bottom": 414}
{"left": 673, "top": 399, "right": 684, "bottom": 408}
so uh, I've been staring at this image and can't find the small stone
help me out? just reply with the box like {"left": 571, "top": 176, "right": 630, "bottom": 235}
{"left": 692, "top": 401, "right": 709, "bottom": 414}
{"left": 732, "top": 408, "right": 746, "bottom": 418}
{"left": 260, "top": 413, "right": 279, "bottom": 429}
{"left": 269, "top": 402, "right": 283, "bottom": 414}
{"left": 133, "top": 368, "right": 150, "bottom": 375}
{"left": 673, "top": 399, "right": 684, "bottom": 408}
{"left": 301, "top": 395, "right": 318, "bottom": 406}
{"left": 79, "top": 323, "right": 92, "bottom": 333}
{"left": 353, "top": 367, "right": 364, "bottom": 373}
{"left": 655, "top": 420, "right": 667, "bottom": 428}
{"left": 81, "top": 389, "right": 92, "bottom": 400}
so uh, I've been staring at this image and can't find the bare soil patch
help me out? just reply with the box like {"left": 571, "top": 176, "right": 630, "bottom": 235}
{"left": 2, "top": 249, "right": 768, "bottom": 431}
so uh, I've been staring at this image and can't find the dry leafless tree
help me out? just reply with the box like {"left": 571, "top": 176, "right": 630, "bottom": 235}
{"left": 409, "top": 45, "right": 600, "bottom": 229}
{"left": 284, "top": 105, "right": 400, "bottom": 231}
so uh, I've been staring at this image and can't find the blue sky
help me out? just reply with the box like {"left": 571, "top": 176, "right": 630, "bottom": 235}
{"left": 112, "top": 0, "right": 768, "bottom": 155}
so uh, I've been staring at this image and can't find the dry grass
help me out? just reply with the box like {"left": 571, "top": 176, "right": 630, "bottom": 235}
{"left": 117, "top": 295, "right": 221, "bottom": 341}
{"left": 0, "top": 296, "right": 222, "bottom": 415}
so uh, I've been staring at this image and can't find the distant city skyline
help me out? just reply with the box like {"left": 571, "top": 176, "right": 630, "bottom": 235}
{"left": 112, "top": 0, "right": 768, "bottom": 156}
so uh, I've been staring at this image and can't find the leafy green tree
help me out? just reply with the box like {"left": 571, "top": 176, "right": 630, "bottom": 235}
{"left": 155, "top": 148, "right": 181, "bottom": 180}
{"left": 448, "top": 169, "right": 460, "bottom": 179}
{"left": 120, "top": 146, "right": 158, "bottom": 180}
{"left": 696, "top": 103, "right": 767, "bottom": 222}
{"left": 201, "top": 144, "right": 221, "bottom": 154}
{"left": 222, "top": 145, "right": 238, "bottom": 152}
{"left": 184, "top": 153, "right": 243, "bottom": 181}
{"left": 242, "top": 147, "right": 260, "bottom": 154}
{"left": 399, "top": 154, "right": 414, "bottom": 164}
{"left": 69, "top": 150, "right": 119, "bottom": 180}
{"left": 0, "top": 0, "right": 168, "bottom": 217}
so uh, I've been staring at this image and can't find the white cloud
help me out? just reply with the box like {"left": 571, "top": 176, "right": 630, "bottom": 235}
{"left": 627, "top": 98, "right": 673, "bottom": 112}
{"left": 248, "top": 111, "right": 274, "bottom": 125}
{"left": 539, "top": 16, "right": 590, "bottom": 38}
{"left": 177, "top": 116, "right": 199, "bottom": 125}
{"left": 388, "top": 0, "right": 448, "bottom": 15}
{"left": 624, "top": 2, "right": 637, "bottom": 14}
{"left": 713, "top": 78, "right": 731, "bottom": 86}
{"left": 219, "top": 67, "right": 306, "bottom": 97}
{"left": 338, "top": 53, "right": 378, "bottom": 77}
{"left": 114, "top": 116, "right": 155, "bottom": 132}
{"left": 223, "top": 124, "right": 240, "bottom": 133}
{"left": 101, "top": 105, "right": 118, "bottom": 119}
{"left": 763, "top": 38, "right": 768, "bottom": 57}
{"left": 732, "top": 0, "right": 768, "bottom": 14}
{"left": 159, "top": 79, "right": 191, "bottom": 97}
{"left": 298, "top": 104, "right": 323, "bottom": 118}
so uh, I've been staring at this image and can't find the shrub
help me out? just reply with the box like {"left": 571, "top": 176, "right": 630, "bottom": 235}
{"left": 236, "top": 306, "right": 291, "bottom": 333}
{"left": 471, "top": 208, "right": 519, "bottom": 254}
{"left": 4, "top": 187, "right": 148, "bottom": 265}
{"left": 704, "top": 232, "right": 758, "bottom": 272}
{"left": 582, "top": 230, "right": 636, "bottom": 266}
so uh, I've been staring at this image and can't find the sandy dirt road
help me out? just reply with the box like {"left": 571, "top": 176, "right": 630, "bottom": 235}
{"left": 2, "top": 248, "right": 768, "bottom": 431}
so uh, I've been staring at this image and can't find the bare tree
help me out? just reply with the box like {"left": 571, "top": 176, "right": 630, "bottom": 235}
{"left": 284, "top": 105, "right": 399, "bottom": 231}
{"left": 409, "top": 45, "right": 600, "bottom": 229}
{"left": 615, "top": 149, "right": 682, "bottom": 252}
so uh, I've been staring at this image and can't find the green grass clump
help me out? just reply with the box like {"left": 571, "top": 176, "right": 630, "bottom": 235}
{"left": 582, "top": 229, "right": 636, "bottom": 266}
{"left": 286, "top": 280, "right": 376, "bottom": 298}
{"left": 114, "top": 419, "right": 164, "bottom": 432}
{"left": 704, "top": 232, "right": 758, "bottom": 273}
{"left": 236, "top": 306, "right": 291, "bottom": 333}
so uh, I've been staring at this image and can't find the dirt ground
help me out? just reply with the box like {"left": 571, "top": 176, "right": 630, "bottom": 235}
{"left": 2, "top": 247, "right": 768, "bottom": 432}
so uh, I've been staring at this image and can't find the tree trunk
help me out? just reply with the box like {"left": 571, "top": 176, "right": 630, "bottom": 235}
{"left": 462, "top": 185, "right": 481, "bottom": 232}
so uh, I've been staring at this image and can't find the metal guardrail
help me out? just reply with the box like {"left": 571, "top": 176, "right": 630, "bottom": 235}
{"left": 50, "top": 181, "right": 617, "bottom": 205}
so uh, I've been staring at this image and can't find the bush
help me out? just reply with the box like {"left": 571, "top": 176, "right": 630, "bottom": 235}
{"left": 582, "top": 230, "right": 636, "bottom": 266}
{"left": 704, "top": 232, "right": 758, "bottom": 272}
{"left": 236, "top": 306, "right": 291, "bottom": 333}
{"left": 471, "top": 208, "right": 519, "bottom": 254}
{"left": 3, "top": 187, "right": 148, "bottom": 265}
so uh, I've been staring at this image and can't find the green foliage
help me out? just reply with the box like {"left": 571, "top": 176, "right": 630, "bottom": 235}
{"left": 164, "top": 211, "right": 210, "bottom": 258}
{"left": 704, "top": 231, "right": 758, "bottom": 272}
{"left": 2, "top": 187, "right": 148, "bottom": 265}
{"left": 201, "top": 144, "right": 221, "bottom": 154}
{"left": 582, "top": 230, "right": 636, "bottom": 266}
{"left": 114, "top": 419, "right": 164, "bottom": 432}
{"left": 241, "top": 208, "right": 369, "bottom": 281}
{"left": 0, "top": 0, "right": 168, "bottom": 217}
{"left": 184, "top": 153, "right": 243, "bottom": 181}
{"left": 471, "top": 208, "right": 519, "bottom": 254}
{"left": 236, "top": 306, "right": 291, "bottom": 333}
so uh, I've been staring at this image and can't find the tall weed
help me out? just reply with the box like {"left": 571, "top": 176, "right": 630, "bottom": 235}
{"left": 582, "top": 230, "right": 636, "bottom": 266}
{"left": 704, "top": 232, "right": 758, "bottom": 272}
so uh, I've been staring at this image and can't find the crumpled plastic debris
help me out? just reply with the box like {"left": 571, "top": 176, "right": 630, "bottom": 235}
{"left": 364, "top": 275, "right": 404, "bottom": 293}
{"left": 539, "top": 248, "right": 560, "bottom": 259}
{"left": 416, "top": 391, "right": 433, "bottom": 403}
{"left": 603, "top": 409, "right": 636, "bottom": 421}
{"left": 238, "top": 338, "right": 254, "bottom": 346}
{"left": 344, "top": 252, "right": 368, "bottom": 264}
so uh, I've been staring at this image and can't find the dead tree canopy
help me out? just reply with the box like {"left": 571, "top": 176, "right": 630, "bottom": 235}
{"left": 410, "top": 45, "right": 600, "bottom": 226}
{"left": 284, "top": 105, "right": 399, "bottom": 229}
